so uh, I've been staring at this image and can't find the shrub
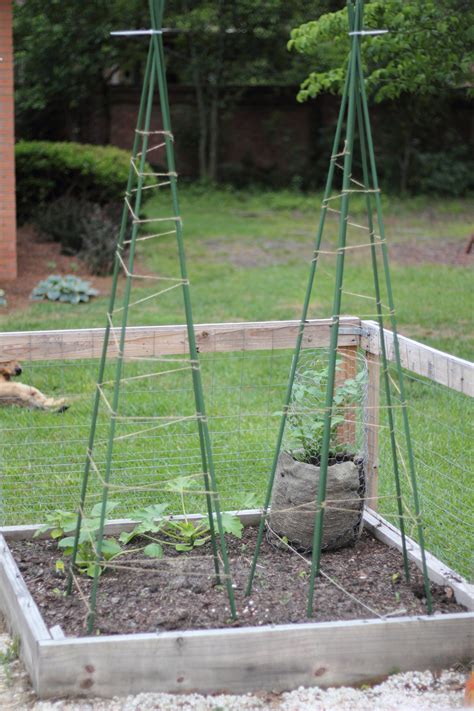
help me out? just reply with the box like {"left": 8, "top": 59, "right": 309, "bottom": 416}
{"left": 80, "top": 204, "right": 122, "bottom": 276}
{"left": 30, "top": 275, "right": 99, "bottom": 304}
{"left": 34, "top": 195, "right": 88, "bottom": 254}
{"left": 15, "top": 141, "right": 152, "bottom": 222}
{"left": 34, "top": 196, "right": 128, "bottom": 275}
{"left": 412, "top": 150, "right": 474, "bottom": 197}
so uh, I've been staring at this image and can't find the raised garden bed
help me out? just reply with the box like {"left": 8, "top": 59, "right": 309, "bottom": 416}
{"left": 0, "top": 509, "right": 473, "bottom": 699}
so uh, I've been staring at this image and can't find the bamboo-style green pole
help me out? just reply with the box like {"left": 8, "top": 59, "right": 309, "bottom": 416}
{"left": 245, "top": 59, "right": 352, "bottom": 598}
{"left": 354, "top": 54, "right": 410, "bottom": 581}
{"left": 66, "top": 42, "right": 154, "bottom": 597}
{"left": 86, "top": 56, "right": 158, "bottom": 633}
{"left": 149, "top": 0, "right": 236, "bottom": 616}
{"left": 148, "top": 0, "right": 220, "bottom": 583}
{"left": 306, "top": 0, "right": 360, "bottom": 617}
{"left": 355, "top": 16, "right": 432, "bottom": 611}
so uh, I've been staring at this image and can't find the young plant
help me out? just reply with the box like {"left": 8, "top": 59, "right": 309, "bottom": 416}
{"left": 37, "top": 502, "right": 125, "bottom": 577}
{"left": 40, "top": 483, "right": 247, "bottom": 578}
{"left": 120, "top": 477, "right": 244, "bottom": 553}
{"left": 285, "top": 358, "right": 367, "bottom": 463}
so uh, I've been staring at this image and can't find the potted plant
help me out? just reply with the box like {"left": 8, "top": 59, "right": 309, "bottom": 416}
{"left": 269, "top": 355, "right": 367, "bottom": 552}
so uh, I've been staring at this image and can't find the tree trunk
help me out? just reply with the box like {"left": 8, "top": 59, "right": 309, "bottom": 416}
{"left": 208, "top": 90, "right": 219, "bottom": 182}
{"left": 189, "top": 40, "right": 208, "bottom": 181}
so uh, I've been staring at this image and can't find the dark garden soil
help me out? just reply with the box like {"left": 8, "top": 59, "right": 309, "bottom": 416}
{"left": 9, "top": 527, "right": 465, "bottom": 638}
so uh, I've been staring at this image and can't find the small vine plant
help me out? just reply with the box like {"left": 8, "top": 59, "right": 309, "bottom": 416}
{"left": 36, "top": 479, "right": 255, "bottom": 577}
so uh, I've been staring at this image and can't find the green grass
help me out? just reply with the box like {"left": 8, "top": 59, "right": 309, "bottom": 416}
{"left": 2, "top": 188, "right": 472, "bottom": 358}
{"left": 0, "top": 188, "right": 472, "bottom": 578}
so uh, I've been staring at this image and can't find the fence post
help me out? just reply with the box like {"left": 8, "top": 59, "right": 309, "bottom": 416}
{"left": 336, "top": 345, "right": 358, "bottom": 447}
{"left": 366, "top": 351, "right": 380, "bottom": 510}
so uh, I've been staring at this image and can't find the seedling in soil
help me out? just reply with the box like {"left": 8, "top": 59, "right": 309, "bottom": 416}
{"left": 40, "top": 487, "right": 245, "bottom": 577}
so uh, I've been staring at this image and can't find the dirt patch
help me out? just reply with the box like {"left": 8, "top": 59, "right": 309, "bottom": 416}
{"left": 9, "top": 527, "right": 464, "bottom": 638}
{"left": 204, "top": 236, "right": 473, "bottom": 269}
{"left": 388, "top": 237, "right": 473, "bottom": 267}
{"left": 204, "top": 239, "right": 308, "bottom": 268}
{"left": 0, "top": 225, "right": 113, "bottom": 313}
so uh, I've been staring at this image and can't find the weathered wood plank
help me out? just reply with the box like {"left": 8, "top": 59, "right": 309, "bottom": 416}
{"left": 0, "top": 535, "right": 51, "bottom": 690}
{"left": 0, "top": 509, "right": 263, "bottom": 541}
{"left": 361, "top": 320, "right": 473, "bottom": 396}
{"left": 0, "top": 318, "right": 360, "bottom": 363}
{"left": 364, "top": 509, "right": 474, "bottom": 610}
{"left": 35, "top": 612, "right": 474, "bottom": 698}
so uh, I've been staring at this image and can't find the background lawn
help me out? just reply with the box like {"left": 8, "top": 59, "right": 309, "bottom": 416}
{"left": 2, "top": 188, "right": 472, "bottom": 359}
{"left": 0, "top": 188, "right": 472, "bottom": 579}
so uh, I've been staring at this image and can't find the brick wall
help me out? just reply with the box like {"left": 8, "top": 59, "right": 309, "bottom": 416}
{"left": 0, "top": 0, "right": 17, "bottom": 280}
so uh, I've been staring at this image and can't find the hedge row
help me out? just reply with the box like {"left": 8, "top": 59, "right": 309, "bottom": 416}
{"left": 15, "top": 141, "right": 152, "bottom": 223}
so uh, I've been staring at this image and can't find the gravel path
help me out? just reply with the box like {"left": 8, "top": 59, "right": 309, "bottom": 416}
{"left": 0, "top": 629, "right": 468, "bottom": 711}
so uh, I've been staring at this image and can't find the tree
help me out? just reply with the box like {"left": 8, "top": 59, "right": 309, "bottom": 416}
{"left": 14, "top": 0, "right": 147, "bottom": 142}
{"left": 288, "top": 0, "right": 474, "bottom": 192}
{"left": 165, "top": 0, "right": 320, "bottom": 181}
{"left": 14, "top": 0, "right": 331, "bottom": 179}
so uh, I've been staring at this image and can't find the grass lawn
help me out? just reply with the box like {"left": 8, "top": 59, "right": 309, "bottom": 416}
{"left": 0, "top": 188, "right": 472, "bottom": 578}
{"left": 2, "top": 188, "right": 472, "bottom": 358}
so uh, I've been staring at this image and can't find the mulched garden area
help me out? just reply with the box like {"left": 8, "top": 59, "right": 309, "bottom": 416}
{"left": 9, "top": 527, "right": 464, "bottom": 637}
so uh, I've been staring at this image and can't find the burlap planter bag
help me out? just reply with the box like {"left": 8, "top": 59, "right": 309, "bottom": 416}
{"left": 269, "top": 451, "right": 365, "bottom": 552}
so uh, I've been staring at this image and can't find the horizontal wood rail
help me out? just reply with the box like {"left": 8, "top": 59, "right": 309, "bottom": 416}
{"left": 361, "top": 320, "right": 473, "bottom": 397}
{"left": 0, "top": 317, "right": 472, "bottom": 396}
{"left": 0, "top": 318, "right": 360, "bottom": 362}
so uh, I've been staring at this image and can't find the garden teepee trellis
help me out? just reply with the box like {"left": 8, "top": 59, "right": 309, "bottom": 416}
{"left": 247, "top": 0, "right": 433, "bottom": 615}
{"left": 66, "top": 0, "right": 236, "bottom": 631}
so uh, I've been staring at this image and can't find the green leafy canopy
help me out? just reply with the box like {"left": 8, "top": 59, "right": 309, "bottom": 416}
{"left": 289, "top": 0, "right": 474, "bottom": 103}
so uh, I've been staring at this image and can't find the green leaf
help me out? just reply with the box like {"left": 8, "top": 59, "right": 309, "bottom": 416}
{"left": 166, "top": 476, "right": 198, "bottom": 494}
{"left": 57, "top": 536, "right": 76, "bottom": 549}
{"left": 86, "top": 563, "right": 98, "bottom": 578}
{"left": 143, "top": 543, "right": 164, "bottom": 558}
{"left": 132, "top": 503, "right": 168, "bottom": 521}
{"left": 90, "top": 500, "right": 119, "bottom": 517}
{"left": 118, "top": 530, "right": 136, "bottom": 545}
{"left": 55, "top": 559, "right": 65, "bottom": 573}
{"left": 219, "top": 513, "right": 243, "bottom": 539}
{"left": 100, "top": 538, "right": 122, "bottom": 559}
{"left": 175, "top": 543, "right": 193, "bottom": 552}
{"left": 50, "top": 527, "right": 65, "bottom": 539}
{"left": 192, "top": 537, "right": 208, "bottom": 547}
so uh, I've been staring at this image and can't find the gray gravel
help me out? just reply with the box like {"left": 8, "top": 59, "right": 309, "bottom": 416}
{"left": 0, "top": 628, "right": 468, "bottom": 710}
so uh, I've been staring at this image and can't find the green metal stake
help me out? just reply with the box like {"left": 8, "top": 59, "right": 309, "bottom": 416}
{"left": 67, "top": 41, "right": 154, "bottom": 597}
{"left": 87, "top": 56, "right": 158, "bottom": 632}
{"left": 306, "top": 0, "right": 360, "bottom": 617}
{"left": 246, "top": 59, "right": 352, "bottom": 597}
{"left": 354, "top": 54, "right": 411, "bottom": 582}
{"left": 149, "top": 1, "right": 236, "bottom": 617}
{"left": 79, "top": 0, "right": 236, "bottom": 629}
{"left": 146, "top": 0, "right": 222, "bottom": 584}
{"left": 355, "top": 22, "right": 432, "bottom": 611}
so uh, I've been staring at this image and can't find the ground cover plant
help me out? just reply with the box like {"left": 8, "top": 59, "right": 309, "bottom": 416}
{"left": 30, "top": 275, "right": 99, "bottom": 304}
{"left": 0, "top": 188, "right": 472, "bottom": 580}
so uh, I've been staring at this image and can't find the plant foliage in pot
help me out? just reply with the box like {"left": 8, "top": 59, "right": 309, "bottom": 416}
{"left": 269, "top": 354, "right": 367, "bottom": 552}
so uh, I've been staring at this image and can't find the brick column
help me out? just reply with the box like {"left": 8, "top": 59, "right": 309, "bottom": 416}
{"left": 0, "top": 0, "right": 17, "bottom": 280}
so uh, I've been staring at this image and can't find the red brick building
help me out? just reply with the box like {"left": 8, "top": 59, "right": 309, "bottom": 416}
{"left": 0, "top": 0, "right": 16, "bottom": 280}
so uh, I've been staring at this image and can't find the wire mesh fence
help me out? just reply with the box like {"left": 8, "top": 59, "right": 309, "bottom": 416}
{"left": 0, "top": 322, "right": 472, "bottom": 584}
{"left": 377, "top": 366, "right": 473, "bottom": 581}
